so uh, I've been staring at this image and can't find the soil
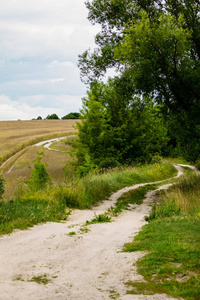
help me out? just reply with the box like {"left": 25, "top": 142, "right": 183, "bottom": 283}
{"left": 0, "top": 164, "right": 191, "bottom": 299}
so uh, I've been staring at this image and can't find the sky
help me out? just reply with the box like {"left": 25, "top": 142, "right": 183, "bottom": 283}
{"left": 0, "top": 0, "right": 100, "bottom": 120}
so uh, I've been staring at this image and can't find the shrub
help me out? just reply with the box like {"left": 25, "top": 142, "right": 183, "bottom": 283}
{"left": 27, "top": 152, "right": 52, "bottom": 192}
{"left": 0, "top": 171, "right": 6, "bottom": 200}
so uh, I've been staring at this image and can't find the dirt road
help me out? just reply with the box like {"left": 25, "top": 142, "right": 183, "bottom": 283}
{"left": 0, "top": 165, "right": 188, "bottom": 300}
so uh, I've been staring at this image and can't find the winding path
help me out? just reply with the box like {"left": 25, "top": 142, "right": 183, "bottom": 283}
{"left": 0, "top": 164, "right": 195, "bottom": 299}
{"left": 1, "top": 136, "right": 68, "bottom": 174}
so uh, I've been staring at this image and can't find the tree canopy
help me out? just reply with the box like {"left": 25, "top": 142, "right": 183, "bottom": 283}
{"left": 78, "top": 0, "right": 200, "bottom": 163}
{"left": 75, "top": 78, "right": 169, "bottom": 175}
{"left": 46, "top": 114, "right": 60, "bottom": 120}
{"left": 62, "top": 112, "right": 80, "bottom": 119}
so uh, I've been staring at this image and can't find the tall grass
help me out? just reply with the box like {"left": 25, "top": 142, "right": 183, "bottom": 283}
{"left": 39, "top": 162, "right": 176, "bottom": 209}
{"left": 0, "top": 161, "right": 177, "bottom": 235}
{"left": 151, "top": 172, "right": 200, "bottom": 219}
{"left": 124, "top": 168, "right": 200, "bottom": 299}
{"left": 0, "top": 197, "right": 68, "bottom": 235}
{"left": 3, "top": 145, "right": 72, "bottom": 199}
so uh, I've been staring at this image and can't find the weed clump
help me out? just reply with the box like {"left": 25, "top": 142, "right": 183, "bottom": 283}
{"left": 27, "top": 151, "right": 52, "bottom": 192}
{"left": 0, "top": 171, "right": 6, "bottom": 200}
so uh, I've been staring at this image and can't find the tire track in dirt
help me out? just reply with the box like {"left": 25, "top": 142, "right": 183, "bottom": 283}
{"left": 0, "top": 164, "right": 195, "bottom": 299}
{"left": 1, "top": 136, "right": 70, "bottom": 174}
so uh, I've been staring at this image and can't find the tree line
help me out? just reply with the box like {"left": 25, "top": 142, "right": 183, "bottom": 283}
{"left": 73, "top": 0, "right": 200, "bottom": 173}
{"left": 33, "top": 112, "right": 80, "bottom": 120}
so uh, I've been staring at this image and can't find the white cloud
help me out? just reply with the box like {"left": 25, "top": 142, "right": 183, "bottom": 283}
{"left": 0, "top": 0, "right": 99, "bottom": 61}
{"left": 0, "top": 94, "right": 83, "bottom": 120}
{"left": 0, "top": 0, "right": 100, "bottom": 120}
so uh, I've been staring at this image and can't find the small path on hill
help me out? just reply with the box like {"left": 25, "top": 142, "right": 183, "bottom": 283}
{"left": 1, "top": 136, "right": 69, "bottom": 174}
{"left": 0, "top": 164, "right": 196, "bottom": 300}
{"left": 35, "top": 136, "right": 72, "bottom": 152}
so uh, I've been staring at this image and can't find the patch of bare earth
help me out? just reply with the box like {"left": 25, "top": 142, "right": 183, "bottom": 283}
{"left": 0, "top": 166, "right": 188, "bottom": 300}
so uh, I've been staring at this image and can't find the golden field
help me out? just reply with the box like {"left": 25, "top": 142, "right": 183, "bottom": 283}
{"left": 0, "top": 120, "right": 79, "bottom": 199}
{"left": 0, "top": 119, "right": 78, "bottom": 165}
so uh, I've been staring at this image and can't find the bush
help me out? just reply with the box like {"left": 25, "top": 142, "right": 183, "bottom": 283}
{"left": 27, "top": 152, "right": 52, "bottom": 192}
{"left": 0, "top": 171, "right": 6, "bottom": 200}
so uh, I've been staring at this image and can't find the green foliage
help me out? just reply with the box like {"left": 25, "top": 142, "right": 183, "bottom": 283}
{"left": 113, "top": 184, "right": 157, "bottom": 215}
{"left": 30, "top": 274, "right": 51, "bottom": 285}
{"left": 75, "top": 79, "right": 169, "bottom": 173}
{"left": 79, "top": 0, "right": 200, "bottom": 164}
{"left": 27, "top": 152, "right": 52, "bottom": 192}
{"left": 0, "top": 197, "right": 67, "bottom": 236}
{"left": 46, "top": 114, "right": 59, "bottom": 119}
{"left": 86, "top": 213, "right": 111, "bottom": 224}
{"left": 123, "top": 168, "right": 200, "bottom": 298}
{"left": 62, "top": 112, "right": 80, "bottom": 119}
{"left": 0, "top": 162, "right": 176, "bottom": 235}
{"left": 0, "top": 171, "right": 6, "bottom": 200}
{"left": 63, "top": 162, "right": 176, "bottom": 209}
{"left": 124, "top": 218, "right": 200, "bottom": 299}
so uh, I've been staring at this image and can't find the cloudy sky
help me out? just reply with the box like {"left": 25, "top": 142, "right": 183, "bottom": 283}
{"left": 0, "top": 0, "right": 100, "bottom": 120}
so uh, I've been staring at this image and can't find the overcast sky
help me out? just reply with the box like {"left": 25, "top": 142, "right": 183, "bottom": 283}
{"left": 0, "top": 0, "right": 100, "bottom": 120}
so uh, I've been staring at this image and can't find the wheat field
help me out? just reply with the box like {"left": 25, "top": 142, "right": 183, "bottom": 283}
{"left": 0, "top": 120, "right": 79, "bottom": 199}
{"left": 0, "top": 119, "right": 78, "bottom": 164}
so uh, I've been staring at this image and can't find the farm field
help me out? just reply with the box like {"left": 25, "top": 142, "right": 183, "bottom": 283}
{"left": 0, "top": 119, "right": 78, "bottom": 165}
{"left": 0, "top": 120, "right": 78, "bottom": 199}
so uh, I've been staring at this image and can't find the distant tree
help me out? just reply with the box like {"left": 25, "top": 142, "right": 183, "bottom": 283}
{"left": 37, "top": 116, "right": 42, "bottom": 120}
{"left": 62, "top": 112, "right": 80, "bottom": 119}
{"left": 46, "top": 114, "right": 60, "bottom": 120}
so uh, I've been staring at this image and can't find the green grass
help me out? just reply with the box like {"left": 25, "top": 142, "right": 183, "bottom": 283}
{"left": 0, "top": 161, "right": 177, "bottom": 236}
{"left": 111, "top": 184, "right": 158, "bottom": 215}
{"left": 86, "top": 213, "right": 112, "bottom": 225}
{"left": 124, "top": 217, "right": 200, "bottom": 299}
{"left": 64, "top": 162, "right": 177, "bottom": 209}
{"left": 124, "top": 171, "right": 200, "bottom": 299}
{"left": 0, "top": 198, "right": 68, "bottom": 235}
{"left": 30, "top": 274, "right": 51, "bottom": 285}
{"left": 68, "top": 231, "right": 76, "bottom": 236}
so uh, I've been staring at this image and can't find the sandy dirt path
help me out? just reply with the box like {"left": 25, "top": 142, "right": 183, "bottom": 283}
{"left": 1, "top": 136, "right": 70, "bottom": 174}
{"left": 0, "top": 165, "right": 189, "bottom": 300}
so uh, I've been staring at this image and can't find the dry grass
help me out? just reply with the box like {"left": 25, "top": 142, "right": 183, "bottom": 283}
{"left": 3, "top": 145, "right": 73, "bottom": 199}
{"left": 0, "top": 119, "right": 78, "bottom": 166}
{"left": 0, "top": 120, "right": 78, "bottom": 199}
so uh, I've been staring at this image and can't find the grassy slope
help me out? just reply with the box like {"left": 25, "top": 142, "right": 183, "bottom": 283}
{"left": 124, "top": 169, "right": 200, "bottom": 299}
{"left": 0, "top": 162, "right": 177, "bottom": 236}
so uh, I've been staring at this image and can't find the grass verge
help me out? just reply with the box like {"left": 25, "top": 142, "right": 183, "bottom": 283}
{"left": 0, "top": 161, "right": 177, "bottom": 236}
{"left": 64, "top": 162, "right": 177, "bottom": 209}
{"left": 0, "top": 198, "right": 68, "bottom": 236}
{"left": 124, "top": 171, "right": 200, "bottom": 299}
{"left": 110, "top": 184, "right": 158, "bottom": 215}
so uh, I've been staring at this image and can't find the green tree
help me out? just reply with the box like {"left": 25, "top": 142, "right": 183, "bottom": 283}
{"left": 62, "top": 112, "right": 80, "bottom": 119}
{"left": 79, "top": 0, "right": 200, "bottom": 163}
{"left": 46, "top": 114, "right": 59, "bottom": 120}
{"left": 75, "top": 79, "right": 169, "bottom": 173}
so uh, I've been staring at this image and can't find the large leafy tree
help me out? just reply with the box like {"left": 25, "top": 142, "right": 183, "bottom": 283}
{"left": 79, "top": 0, "right": 200, "bottom": 162}
{"left": 75, "top": 78, "right": 169, "bottom": 174}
